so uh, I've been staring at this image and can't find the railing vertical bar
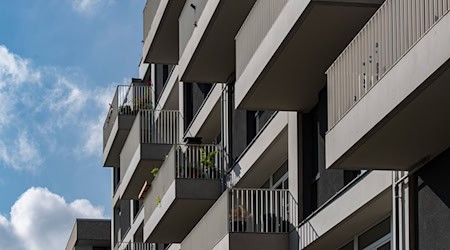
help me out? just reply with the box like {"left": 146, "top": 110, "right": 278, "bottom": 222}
{"left": 230, "top": 189, "right": 236, "bottom": 232}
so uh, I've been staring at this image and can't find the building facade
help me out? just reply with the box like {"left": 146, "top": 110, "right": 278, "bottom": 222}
{"left": 66, "top": 219, "right": 111, "bottom": 250}
{"left": 102, "top": 0, "right": 450, "bottom": 249}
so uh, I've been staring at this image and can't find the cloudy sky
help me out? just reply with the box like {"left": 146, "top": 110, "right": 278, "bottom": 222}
{"left": 0, "top": 0, "right": 145, "bottom": 249}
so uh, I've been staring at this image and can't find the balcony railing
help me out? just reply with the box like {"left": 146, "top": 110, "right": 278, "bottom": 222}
{"left": 327, "top": 0, "right": 450, "bottom": 128}
{"left": 116, "top": 242, "right": 156, "bottom": 250}
{"left": 229, "top": 188, "right": 298, "bottom": 233}
{"left": 143, "top": 0, "right": 162, "bottom": 40}
{"left": 103, "top": 85, "right": 152, "bottom": 147}
{"left": 139, "top": 110, "right": 180, "bottom": 144}
{"left": 175, "top": 144, "right": 224, "bottom": 179}
{"left": 235, "top": 0, "right": 288, "bottom": 78}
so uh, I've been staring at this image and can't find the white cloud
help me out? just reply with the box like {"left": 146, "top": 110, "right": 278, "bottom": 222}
{"left": 0, "top": 215, "right": 24, "bottom": 250}
{"left": 0, "top": 187, "right": 105, "bottom": 250}
{"left": 81, "top": 81, "right": 120, "bottom": 156}
{"left": 83, "top": 115, "right": 104, "bottom": 156}
{"left": 0, "top": 132, "right": 43, "bottom": 171}
{"left": 71, "top": 0, "right": 113, "bottom": 14}
{"left": 0, "top": 45, "right": 40, "bottom": 127}
{"left": 0, "top": 45, "right": 40, "bottom": 89}
{"left": 0, "top": 44, "right": 131, "bottom": 169}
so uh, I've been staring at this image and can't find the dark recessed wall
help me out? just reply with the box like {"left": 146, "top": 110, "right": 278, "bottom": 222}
{"left": 302, "top": 88, "right": 358, "bottom": 217}
{"left": 417, "top": 148, "right": 450, "bottom": 249}
{"left": 183, "top": 82, "right": 213, "bottom": 133}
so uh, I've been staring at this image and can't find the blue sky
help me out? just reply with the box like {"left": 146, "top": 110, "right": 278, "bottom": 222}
{"left": 0, "top": 0, "right": 146, "bottom": 249}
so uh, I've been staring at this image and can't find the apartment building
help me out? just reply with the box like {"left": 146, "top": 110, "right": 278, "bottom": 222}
{"left": 102, "top": 0, "right": 450, "bottom": 249}
{"left": 66, "top": 219, "right": 111, "bottom": 250}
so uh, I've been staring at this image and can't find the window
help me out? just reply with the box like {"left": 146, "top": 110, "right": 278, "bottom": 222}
{"left": 339, "top": 217, "right": 391, "bottom": 250}
{"left": 260, "top": 162, "right": 288, "bottom": 190}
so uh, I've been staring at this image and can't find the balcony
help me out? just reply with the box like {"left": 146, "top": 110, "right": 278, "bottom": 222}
{"left": 119, "top": 110, "right": 181, "bottom": 199}
{"left": 234, "top": 0, "right": 383, "bottom": 111}
{"left": 103, "top": 84, "right": 152, "bottom": 168}
{"left": 115, "top": 242, "right": 156, "bottom": 250}
{"left": 143, "top": 144, "right": 223, "bottom": 243}
{"left": 294, "top": 171, "right": 392, "bottom": 249}
{"left": 178, "top": 0, "right": 257, "bottom": 83}
{"left": 181, "top": 188, "right": 297, "bottom": 250}
{"left": 326, "top": 0, "right": 450, "bottom": 170}
{"left": 143, "top": 0, "right": 187, "bottom": 64}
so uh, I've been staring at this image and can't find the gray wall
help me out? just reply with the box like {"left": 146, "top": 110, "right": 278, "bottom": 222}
{"left": 417, "top": 148, "right": 450, "bottom": 249}
{"left": 302, "top": 88, "right": 354, "bottom": 217}
{"left": 114, "top": 200, "right": 131, "bottom": 244}
{"left": 184, "top": 82, "right": 213, "bottom": 132}
{"left": 230, "top": 83, "right": 275, "bottom": 162}
{"left": 155, "top": 64, "right": 175, "bottom": 103}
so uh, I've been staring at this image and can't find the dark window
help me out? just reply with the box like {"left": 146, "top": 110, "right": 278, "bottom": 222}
{"left": 338, "top": 241, "right": 354, "bottom": 250}
{"left": 246, "top": 111, "right": 257, "bottom": 144}
{"left": 113, "top": 167, "right": 120, "bottom": 193}
{"left": 358, "top": 217, "right": 391, "bottom": 250}
{"left": 183, "top": 82, "right": 194, "bottom": 129}
{"left": 344, "top": 170, "right": 361, "bottom": 185}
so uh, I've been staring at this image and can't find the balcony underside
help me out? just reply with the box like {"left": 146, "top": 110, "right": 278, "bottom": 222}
{"left": 185, "top": 85, "right": 222, "bottom": 143}
{"left": 235, "top": 1, "right": 382, "bottom": 111}
{"left": 144, "top": 179, "right": 221, "bottom": 243}
{"left": 121, "top": 144, "right": 171, "bottom": 199}
{"left": 103, "top": 115, "right": 135, "bottom": 168}
{"left": 143, "top": 0, "right": 186, "bottom": 64}
{"left": 232, "top": 112, "right": 288, "bottom": 187}
{"left": 326, "top": 12, "right": 450, "bottom": 171}
{"left": 179, "top": 0, "right": 256, "bottom": 83}
{"left": 301, "top": 171, "right": 392, "bottom": 249}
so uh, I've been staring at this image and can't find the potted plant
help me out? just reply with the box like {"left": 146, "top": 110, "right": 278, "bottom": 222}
{"left": 200, "top": 148, "right": 219, "bottom": 178}
{"left": 119, "top": 105, "right": 132, "bottom": 115}
{"left": 229, "top": 204, "right": 249, "bottom": 232}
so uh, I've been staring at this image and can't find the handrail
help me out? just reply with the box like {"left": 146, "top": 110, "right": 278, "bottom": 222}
{"left": 103, "top": 85, "right": 152, "bottom": 147}
{"left": 116, "top": 242, "right": 156, "bottom": 250}
{"left": 175, "top": 144, "right": 224, "bottom": 179}
{"left": 139, "top": 109, "right": 180, "bottom": 144}
{"left": 327, "top": 0, "right": 450, "bottom": 129}
{"left": 229, "top": 188, "right": 298, "bottom": 233}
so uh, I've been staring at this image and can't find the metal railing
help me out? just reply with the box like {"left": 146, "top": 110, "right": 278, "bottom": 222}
{"left": 327, "top": 0, "right": 450, "bottom": 129}
{"left": 116, "top": 242, "right": 156, "bottom": 250}
{"left": 235, "top": 0, "right": 289, "bottom": 78}
{"left": 103, "top": 85, "right": 152, "bottom": 147}
{"left": 143, "top": 0, "right": 162, "bottom": 40}
{"left": 298, "top": 221, "right": 319, "bottom": 249}
{"left": 175, "top": 144, "right": 223, "bottom": 179}
{"left": 140, "top": 110, "right": 180, "bottom": 144}
{"left": 229, "top": 188, "right": 298, "bottom": 233}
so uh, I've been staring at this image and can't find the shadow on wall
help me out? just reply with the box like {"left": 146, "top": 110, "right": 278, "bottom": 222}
{"left": 419, "top": 148, "right": 450, "bottom": 208}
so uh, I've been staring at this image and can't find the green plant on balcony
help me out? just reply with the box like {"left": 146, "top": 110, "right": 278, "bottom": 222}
{"left": 119, "top": 104, "right": 132, "bottom": 115}
{"left": 133, "top": 89, "right": 152, "bottom": 112}
{"left": 155, "top": 195, "right": 161, "bottom": 207}
{"left": 151, "top": 168, "right": 159, "bottom": 177}
{"left": 200, "top": 148, "right": 219, "bottom": 169}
